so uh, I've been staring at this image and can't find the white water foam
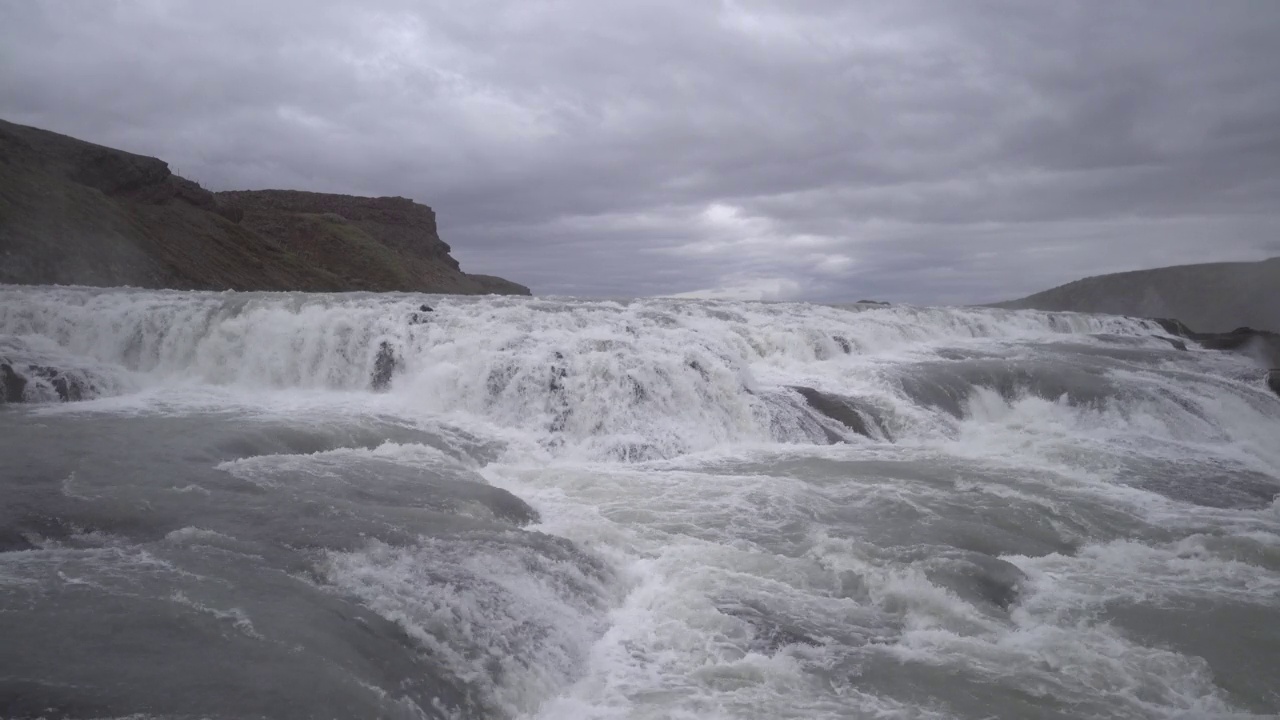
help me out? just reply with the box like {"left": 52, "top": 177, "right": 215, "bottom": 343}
{"left": 4, "top": 285, "right": 1278, "bottom": 718}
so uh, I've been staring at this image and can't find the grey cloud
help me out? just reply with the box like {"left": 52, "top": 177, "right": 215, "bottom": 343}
{"left": 2, "top": 0, "right": 1278, "bottom": 302}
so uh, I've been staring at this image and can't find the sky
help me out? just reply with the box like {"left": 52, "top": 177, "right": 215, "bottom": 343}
{"left": 2, "top": 1, "right": 1279, "bottom": 303}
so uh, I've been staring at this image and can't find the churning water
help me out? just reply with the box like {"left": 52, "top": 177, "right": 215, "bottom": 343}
{"left": 1, "top": 286, "right": 1277, "bottom": 719}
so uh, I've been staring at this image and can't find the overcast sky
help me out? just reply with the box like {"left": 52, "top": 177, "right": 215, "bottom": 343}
{"left": 2, "top": 1, "right": 1278, "bottom": 302}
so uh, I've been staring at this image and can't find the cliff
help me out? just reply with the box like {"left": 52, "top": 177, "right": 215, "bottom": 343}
{"left": 0, "top": 119, "right": 529, "bottom": 295}
{"left": 993, "top": 257, "right": 1280, "bottom": 333}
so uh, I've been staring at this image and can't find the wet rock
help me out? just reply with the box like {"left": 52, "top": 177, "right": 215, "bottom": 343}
{"left": 1154, "top": 336, "right": 1188, "bottom": 351}
{"left": 371, "top": 342, "right": 397, "bottom": 391}
{"left": 29, "top": 366, "right": 88, "bottom": 401}
{"left": 1, "top": 362, "right": 27, "bottom": 402}
{"left": 832, "top": 335, "right": 853, "bottom": 353}
{"left": 1267, "top": 369, "right": 1280, "bottom": 399}
{"left": 923, "top": 553, "right": 1027, "bottom": 612}
{"left": 789, "top": 386, "right": 875, "bottom": 440}
{"left": 1188, "top": 326, "right": 1280, "bottom": 367}
{"left": 1152, "top": 317, "right": 1195, "bottom": 338}
{"left": 409, "top": 304, "right": 434, "bottom": 324}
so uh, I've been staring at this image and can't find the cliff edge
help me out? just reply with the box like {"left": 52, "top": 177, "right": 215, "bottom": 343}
{"left": 0, "top": 119, "right": 529, "bottom": 295}
{"left": 992, "top": 257, "right": 1280, "bottom": 333}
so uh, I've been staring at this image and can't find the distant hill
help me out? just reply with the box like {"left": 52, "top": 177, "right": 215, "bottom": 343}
{"left": 0, "top": 119, "right": 528, "bottom": 295}
{"left": 993, "top": 257, "right": 1280, "bottom": 332}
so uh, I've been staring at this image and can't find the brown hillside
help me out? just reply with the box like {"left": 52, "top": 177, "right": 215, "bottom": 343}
{"left": 0, "top": 119, "right": 529, "bottom": 295}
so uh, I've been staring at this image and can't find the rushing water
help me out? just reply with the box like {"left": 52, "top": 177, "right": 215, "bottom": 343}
{"left": 1, "top": 285, "right": 1278, "bottom": 720}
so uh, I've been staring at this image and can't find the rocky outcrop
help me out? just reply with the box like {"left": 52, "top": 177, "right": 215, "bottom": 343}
{"left": 0, "top": 360, "right": 96, "bottom": 403}
{"left": 0, "top": 118, "right": 528, "bottom": 295}
{"left": 1153, "top": 324, "right": 1280, "bottom": 369}
{"left": 0, "top": 362, "right": 27, "bottom": 402}
{"left": 788, "top": 386, "right": 888, "bottom": 441}
{"left": 1149, "top": 323, "right": 1280, "bottom": 397}
{"left": 993, "top": 257, "right": 1280, "bottom": 333}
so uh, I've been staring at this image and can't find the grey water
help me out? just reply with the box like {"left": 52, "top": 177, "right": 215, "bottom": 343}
{"left": 1, "top": 286, "right": 1278, "bottom": 719}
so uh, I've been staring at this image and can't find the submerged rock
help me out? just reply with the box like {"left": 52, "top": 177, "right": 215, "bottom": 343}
{"left": 718, "top": 599, "right": 822, "bottom": 653}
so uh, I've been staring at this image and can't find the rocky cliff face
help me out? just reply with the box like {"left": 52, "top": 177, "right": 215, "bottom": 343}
{"left": 993, "top": 257, "right": 1280, "bottom": 333}
{"left": 0, "top": 119, "right": 529, "bottom": 295}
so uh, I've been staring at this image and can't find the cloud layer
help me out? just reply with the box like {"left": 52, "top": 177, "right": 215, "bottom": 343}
{"left": 3, "top": 0, "right": 1278, "bottom": 302}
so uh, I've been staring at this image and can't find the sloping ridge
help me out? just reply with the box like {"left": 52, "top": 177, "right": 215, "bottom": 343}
{"left": 993, "top": 257, "right": 1280, "bottom": 333}
{"left": 0, "top": 118, "right": 529, "bottom": 295}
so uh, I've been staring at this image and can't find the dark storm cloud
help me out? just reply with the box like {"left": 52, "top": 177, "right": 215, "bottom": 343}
{"left": 2, "top": 0, "right": 1278, "bottom": 302}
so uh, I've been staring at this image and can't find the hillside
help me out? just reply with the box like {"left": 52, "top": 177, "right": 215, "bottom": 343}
{"left": 994, "top": 257, "right": 1280, "bottom": 333}
{"left": 0, "top": 119, "right": 529, "bottom": 295}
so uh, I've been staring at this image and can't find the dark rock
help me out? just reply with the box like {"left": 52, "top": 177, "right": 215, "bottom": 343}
{"left": 1194, "top": 326, "right": 1263, "bottom": 351}
{"left": 832, "top": 336, "right": 853, "bottom": 353}
{"left": 409, "top": 304, "right": 434, "bottom": 324}
{"left": 1152, "top": 317, "right": 1194, "bottom": 338}
{"left": 857, "top": 300, "right": 890, "bottom": 305}
{"left": 924, "top": 554, "right": 1027, "bottom": 612}
{"left": 718, "top": 600, "right": 821, "bottom": 653}
{"left": 1186, "top": 326, "right": 1280, "bottom": 367}
{"left": 1154, "top": 336, "right": 1188, "bottom": 351}
{"left": 26, "top": 365, "right": 91, "bottom": 402}
{"left": 548, "top": 365, "right": 567, "bottom": 393}
{"left": 548, "top": 352, "right": 570, "bottom": 432}
{"left": 1, "top": 362, "right": 27, "bottom": 403}
{"left": 789, "top": 386, "right": 875, "bottom": 440}
{"left": 686, "top": 359, "right": 708, "bottom": 379}
{"left": 371, "top": 342, "right": 397, "bottom": 391}
{"left": 0, "top": 118, "right": 530, "bottom": 295}
{"left": 1268, "top": 370, "right": 1280, "bottom": 399}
